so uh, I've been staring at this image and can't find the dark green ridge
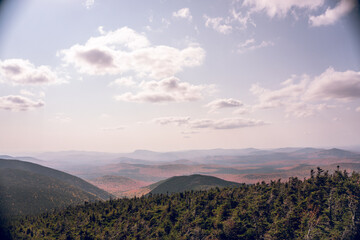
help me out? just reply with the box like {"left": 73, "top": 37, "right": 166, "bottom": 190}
{"left": 149, "top": 174, "right": 240, "bottom": 194}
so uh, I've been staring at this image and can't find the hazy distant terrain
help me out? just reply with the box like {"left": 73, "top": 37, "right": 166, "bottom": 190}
{"left": 4, "top": 147, "right": 360, "bottom": 198}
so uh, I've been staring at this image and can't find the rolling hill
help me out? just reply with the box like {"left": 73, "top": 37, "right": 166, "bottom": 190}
{"left": 88, "top": 175, "right": 150, "bottom": 197}
{"left": 0, "top": 159, "right": 113, "bottom": 219}
{"left": 149, "top": 174, "right": 240, "bottom": 194}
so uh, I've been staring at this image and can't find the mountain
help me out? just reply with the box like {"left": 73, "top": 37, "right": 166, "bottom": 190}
{"left": 9, "top": 169, "right": 360, "bottom": 240}
{"left": 0, "top": 159, "right": 113, "bottom": 219}
{"left": 149, "top": 174, "right": 240, "bottom": 194}
{"left": 88, "top": 175, "right": 150, "bottom": 197}
{"left": 0, "top": 155, "right": 45, "bottom": 164}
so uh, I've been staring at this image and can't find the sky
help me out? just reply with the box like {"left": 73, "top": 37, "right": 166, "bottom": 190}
{"left": 0, "top": 0, "right": 360, "bottom": 153}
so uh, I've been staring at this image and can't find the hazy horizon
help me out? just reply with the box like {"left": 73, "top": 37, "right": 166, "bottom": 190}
{"left": 1, "top": 0, "right": 360, "bottom": 153}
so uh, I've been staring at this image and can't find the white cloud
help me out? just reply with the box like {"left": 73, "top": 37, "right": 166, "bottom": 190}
{"left": 173, "top": 8, "right": 193, "bottom": 21}
{"left": 98, "top": 26, "right": 105, "bottom": 34}
{"left": 153, "top": 116, "right": 191, "bottom": 126}
{"left": 115, "top": 77, "right": 213, "bottom": 103}
{"left": 204, "top": 15, "right": 233, "bottom": 34}
{"left": 109, "top": 76, "right": 136, "bottom": 87}
{"left": 53, "top": 113, "right": 72, "bottom": 123}
{"left": 153, "top": 116, "right": 266, "bottom": 129}
{"left": 59, "top": 27, "right": 205, "bottom": 79}
{"left": 20, "top": 89, "right": 35, "bottom": 97}
{"left": 356, "top": 106, "right": 360, "bottom": 112}
{"left": 249, "top": 67, "right": 360, "bottom": 117}
{"left": 0, "top": 95, "right": 44, "bottom": 111}
{"left": 306, "top": 67, "right": 360, "bottom": 101}
{"left": 206, "top": 98, "right": 244, "bottom": 112}
{"left": 0, "top": 59, "right": 65, "bottom": 85}
{"left": 250, "top": 75, "right": 328, "bottom": 117}
{"left": 85, "top": 0, "right": 94, "bottom": 9}
{"left": 251, "top": 76, "right": 308, "bottom": 109}
{"left": 309, "top": 0, "right": 356, "bottom": 26}
{"left": 101, "top": 126, "right": 125, "bottom": 131}
{"left": 284, "top": 102, "right": 329, "bottom": 118}
{"left": 230, "top": 8, "right": 253, "bottom": 28}
{"left": 243, "top": 0, "right": 324, "bottom": 18}
{"left": 237, "top": 38, "right": 274, "bottom": 54}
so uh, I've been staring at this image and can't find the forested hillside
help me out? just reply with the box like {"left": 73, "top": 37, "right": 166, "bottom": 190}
{"left": 7, "top": 168, "right": 360, "bottom": 239}
{"left": 149, "top": 174, "right": 240, "bottom": 194}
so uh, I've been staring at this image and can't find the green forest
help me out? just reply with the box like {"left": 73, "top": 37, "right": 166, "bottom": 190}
{"left": 6, "top": 168, "right": 360, "bottom": 239}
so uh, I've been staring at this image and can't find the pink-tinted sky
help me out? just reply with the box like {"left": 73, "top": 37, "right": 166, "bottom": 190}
{"left": 0, "top": 0, "right": 360, "bottom": 153}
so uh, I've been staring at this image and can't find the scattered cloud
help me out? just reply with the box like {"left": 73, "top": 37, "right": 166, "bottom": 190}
{"left": 204, "top": 15, "right": 233, "bottom": 34}
{"left": 153, "top": 116, "right": 266, "bottom": 129}
{"left": 162, "top": 18, "right": 171, "bottom": 28}
{"left": 99, "top": 113, "right": 111, "bottom": 119}
{"left": 53, "top": 113, "right": 72, "bottom": 123}
{"left": 250, "top": 76, "right": 308, "bottom": 109}
{"left": 356, "top": 106, "right": 360, "bottom": 112}
{"left": 85, "top": 0, "right": 94, "bottom": 9}
{"left": 173, "top": 8, "right": 192, "bottom": 21}
{"left": 249, "top": 67, "right": 360, "bottom": 117}
{"left": 242, "top": 0, "right": 324, "bottom": 18}
{"left": 20, "top": 89, "right": 35, "bottom": 97}
{"left": 115, "top": 77, "right": 213, "bottom": 103}
{"left": 309, "top": 0, "right": 356, "bottom": 26}
{"left": 98, "top": 26, "right": 106, "bottom": 34}
{"left": 0, "top": 95, "right": 44, "bottom": 111}
{"left": 242, "top": 0, "right": 355, "bottom": 26}
{"left": 153, "top": 116, "right": 191, "bottom": 126}
{"left": 230, "top": 8, "right": 253, "bottom": 28}
{"left": 59, "top": 27, "right": 205, "bottom": 79}
{"left": 205, "top": 98, "right": 244, "bottom": 112}
{"left": 101, "top": 126, "right": 125, "bottom": 131}
{"left": 250, "top": 75, "right": 330, "bottom": 117}
{"left": 237, "top": 38, "right": 274, "bottom": 54}
{"left": 305, "top": 67, "right": 360, "bottom": 101}
{"left": 109, "top": 76, "right": 136, "bottom": 87}
{"left": 0, "top": 59, "right": 65, "bottom": 85}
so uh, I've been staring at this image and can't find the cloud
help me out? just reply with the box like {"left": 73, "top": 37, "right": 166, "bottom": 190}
{"left": 153, "top": 116, "right": 266, "bottom": 130}
{"left": 356, "top": 107, "right": 360, "bottom": 112}
{"left": 109, "top": 76, "right": 136, "bottom": 87}
{"left": 53, "top": 113, "right": 72, "bottom": 123}
{"left": 59, "top": 27, "right": 205, "bottom": 79}
{"left": 0, "top": 95, "right": 44, "bottom": 111}
{"left": 205, "top": 98, "right": 244, "bottom": 112}
{"left": 250, "top": 75, "right": 330, "bottom": 117}
{"left": 115, "top": 77, "right": 213, "bottom": 103}
{"left": 249, "top": 67, "right": 360, "bottom": 117}
{"left": 306, "top": 67, "right": 360, "bottom": 101}
{"left": 309, "top": 0, "right": 356, "bottom": 26}
{"left": 242, "top": 0, "right": 324, "bottom": 18}
{"left": 101, "top": 126, "right": 125, "bottom": 131}
{"left": 204, "top": 15, "right": 233, "bottom": 34}
{"left": 237, "top": 38, "right": 274, "bottom": 54}
{"left": 0, "top": 59, "right": 65, "bottom": 85}
{"left": 251, "top": 76, "right": 308, "bottom": 109}
{"left": 230, "top": 8, "right": 253, "bottom": 28}
{"left": 85, "top": 0, "right": 94, "bottom": 9}
{"left": 153, "top": 116, "right": 191, "bottom": 126}
{"left": 284, "top": 102, "right": 329, "bottom": 118}
{"left": 20, "top": 89, "right": 35, "bottom": 97}
{"left": 173, "top": 8, "right": 192, "bottom": 21}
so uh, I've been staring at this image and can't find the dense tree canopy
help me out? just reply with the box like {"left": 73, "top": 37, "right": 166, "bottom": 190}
{"left": 7, "top": 168, "right": 360, "bottom": 239}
